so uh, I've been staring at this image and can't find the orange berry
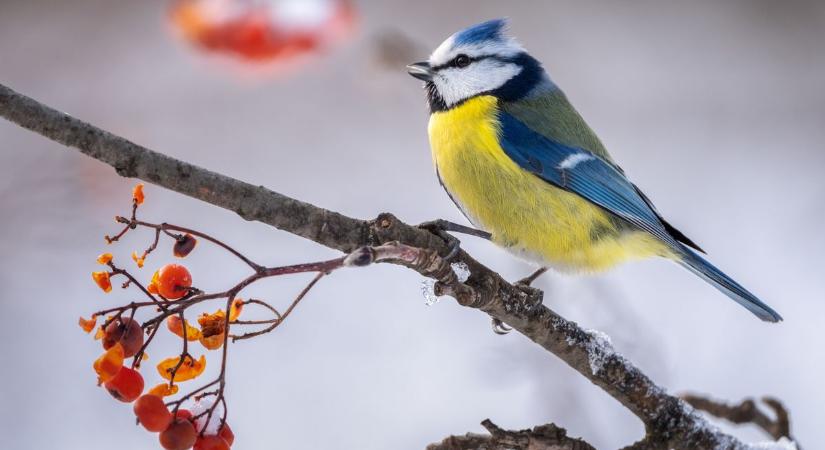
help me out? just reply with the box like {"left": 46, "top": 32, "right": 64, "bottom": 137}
{"left": 134, "top": 394, "right": 173, "bottom": 432}
{"left": 219, "top": 424, "right": 234, "bottom": 446}
{"left": 194, "top": 436, "right": 229, "bottom": 450}
{"left": 160, "top": 419, "right": 197, "bottom": 450}
{"left": 133, "top": 183, "right": 145, "bottom": 205}
{"left": 102, "top": 317, "right": 144, "bottom": 358}
{"left": 173, "top": 234, "right": 198, "bottom": 258}
{"left": 92, "top": 271, "right": 112, "bottom": 293}
{"left": 156, "top": 264, "right": 192, "bottom": 300}
{"left": 104, "top": 366, "right": 144, "bottom": 402}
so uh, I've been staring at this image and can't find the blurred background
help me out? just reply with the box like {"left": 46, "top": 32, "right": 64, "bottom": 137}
{"left": 1, "top": 0, "right": 823, "bottom": 448}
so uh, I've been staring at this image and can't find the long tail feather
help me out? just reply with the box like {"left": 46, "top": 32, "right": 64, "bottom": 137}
{"left": 677, "top": 248, "right": 782, "bottom": 322}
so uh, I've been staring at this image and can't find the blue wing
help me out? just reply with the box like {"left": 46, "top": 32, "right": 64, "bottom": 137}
{"left": 496, "top": 111, "right": 679, "bottom": 249}
{"left": 495, "top": 110, "right": 782, "bottom": 322}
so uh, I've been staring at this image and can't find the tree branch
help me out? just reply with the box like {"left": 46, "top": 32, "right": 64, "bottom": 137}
{"left": 0, "top": 83, "right": 792, "bottom": 449}
{"left": 682, "top": 394, "right": 795, "bottom": 442}
{"left": 427, "top": 419, "right": 596, "bottom": 450}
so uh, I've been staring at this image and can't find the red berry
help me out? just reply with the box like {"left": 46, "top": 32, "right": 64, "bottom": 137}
{"left": 133, "top": 395, "right": 172, "bottom": 432}
{"left": 194, "top": 435, "right": 230, "bottom": 450}
{"left": 156, "top": 264, "right": 192, "bottom": 300}
{"left": 160, "top": 419, "right": 197, "bottom": 450}
{"left": 102, "top": 317, "right": 144, "bottom": 358}
{"left": 175, "top": 409, "right": 193, "bottom": 421}
{"left": 219, "top": 424, "right": 234, "bottom": 446}
{"left": 104, "top": 366, "right": 144, "bottom": 402}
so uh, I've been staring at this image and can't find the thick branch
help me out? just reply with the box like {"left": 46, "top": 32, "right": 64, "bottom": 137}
{"left": 427, "top": 419, "right": 596, "bottom": 450}
{"left": 0, "top": 83, "right": 776, "bottom": 449}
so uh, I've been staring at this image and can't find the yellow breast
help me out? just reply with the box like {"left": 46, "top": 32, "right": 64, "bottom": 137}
{"left": 428, "top": 95, "right": 668, "bottom": 272}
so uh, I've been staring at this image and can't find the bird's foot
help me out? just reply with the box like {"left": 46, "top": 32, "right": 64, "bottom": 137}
{"left": 515, "top": 267, "right": 548, "bottom": 287}
{"left": 491, "top": 318, "right": 512, "bottom": 335}
{"left": 417, "top": 219, "right": 490, "bottom": 262}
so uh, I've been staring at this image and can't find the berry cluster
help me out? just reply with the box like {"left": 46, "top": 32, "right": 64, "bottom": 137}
{"left": 79, "top": 184, "right": 354, "bottom": 449}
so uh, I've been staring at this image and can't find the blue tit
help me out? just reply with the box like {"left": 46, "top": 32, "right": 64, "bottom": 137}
{"left": 406, "top": 19, "right": 781, "bottom": 322}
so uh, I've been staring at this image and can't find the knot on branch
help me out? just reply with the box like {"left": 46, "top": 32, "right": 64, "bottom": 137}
{"left": 348, "top": 241, "right": 477, "bottom": 306}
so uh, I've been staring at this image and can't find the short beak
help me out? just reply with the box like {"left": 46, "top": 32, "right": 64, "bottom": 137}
{"left": 406, "top": 61, "right": 433, "bottom": 81}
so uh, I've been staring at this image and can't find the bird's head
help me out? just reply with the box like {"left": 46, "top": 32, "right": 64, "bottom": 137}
{"left": 407, "top": 19, "right": 550, "bottom": 112}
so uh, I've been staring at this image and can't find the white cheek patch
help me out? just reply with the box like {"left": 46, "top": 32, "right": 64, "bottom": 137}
{"left": 434, "top": 60, "right": 522, "bottom": 107}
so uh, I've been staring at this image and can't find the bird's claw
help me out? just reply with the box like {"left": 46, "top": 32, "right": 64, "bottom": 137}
{"left": 418, "top": 220, "right": 462, "bottom": 262}
{"left": 491, "top": 318, "right": 512, "bottom": 335}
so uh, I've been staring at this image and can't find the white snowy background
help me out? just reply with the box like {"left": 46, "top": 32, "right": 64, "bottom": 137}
{"left": 1, "top": 1, "right": 823, "bottom": 449}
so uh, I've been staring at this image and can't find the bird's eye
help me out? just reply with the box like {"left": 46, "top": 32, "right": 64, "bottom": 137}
{"left": 454, "top": 54, "right": 471, "bottom": 68}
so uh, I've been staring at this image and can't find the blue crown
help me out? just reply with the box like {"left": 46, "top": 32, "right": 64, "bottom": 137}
{"left": 453, "top": 19, "right": 508, "bottom": 46}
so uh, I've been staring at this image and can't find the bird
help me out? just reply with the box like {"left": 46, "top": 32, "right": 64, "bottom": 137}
{"left": 406, "top": 19, "right": 782, "bottom": 322}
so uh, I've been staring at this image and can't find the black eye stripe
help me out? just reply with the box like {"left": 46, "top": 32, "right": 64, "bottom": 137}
{"left": 431, "top": 54, "right": 501, "bottom": 71}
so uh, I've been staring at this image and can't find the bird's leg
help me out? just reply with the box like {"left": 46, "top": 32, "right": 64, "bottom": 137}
{"left": 516, "top": 267, "right": 548, "bottom": 286}
{"left": 417, "top": 219, "right": 491, "bottom": 261}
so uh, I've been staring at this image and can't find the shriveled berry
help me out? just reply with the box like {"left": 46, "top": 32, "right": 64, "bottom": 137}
{"left": 134, "top": 394, "right": 173, "bottom": 432}
{"left": 160, "top": 419, "right": 197, "bottom": 450}
{"left": 173, "top": 234, "right": 198, "bottom": 258}
{"left": 102, "top": 317, "right": 144, "bottom": 358}
{"left": 104, "top": 366, "right": 144, "bottom": 402}
{"left": 156, "top": 264, "right": 192, "bottom": 300}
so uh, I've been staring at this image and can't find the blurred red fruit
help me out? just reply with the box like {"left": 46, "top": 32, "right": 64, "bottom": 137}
{"left": 170, "top": 0, "right": 356, "bottom": 64}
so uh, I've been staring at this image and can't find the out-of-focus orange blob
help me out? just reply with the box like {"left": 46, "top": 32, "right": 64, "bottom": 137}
{"left": 169, "top": 0, "right": 356, "bottom": 64}
{"left": 157, "top": 354, "right": 207, "bottom": 382}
